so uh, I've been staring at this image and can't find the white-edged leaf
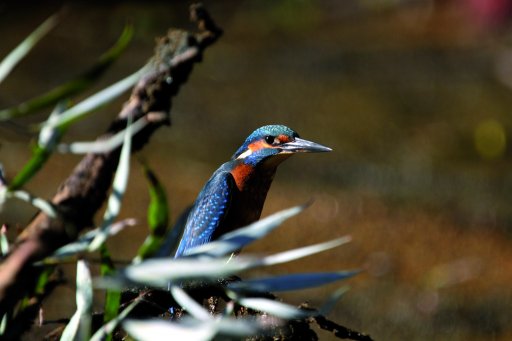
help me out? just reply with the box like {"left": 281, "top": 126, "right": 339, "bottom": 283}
{"left": 41, "top": 218, "right": 136, "bottom": 263}
{"left": 260, "top": 236, "right": 352, "bottom": 266}
{"left": 107, "top": 237, "right": 351, "bottom": 289}
{"left": 123, "top": 319, "right": 216, "bottom": 341}
{"left": 37, "top": 101, "right": 69, "bottom": 150}
{"left": 121, "top": 257, "right": 255, "bottom": 288}
{"left": 89, "top": 118, "right": 132, "bottom": 251}
{"left": 8, "top": 190, "right": 57, "bottom": 218}
{"left": 90, "top": 296, "right": 141, "bottom": 341}
{"left": 60, "top": 260, "right": 92, "bottom": 341}
{"left": 185, "top": 204, "right": 306, "bottom": 257}
{"left": 0, "top": 14, "right": 58, "bottom": 85}
{"left": 58, "top": 116, "right": 149, "bottom": 154}
{"left": 319, "top": 286, "right": 350, "bottom": 316}
{"left": 42, "top": 66, "right": 149, "bottom": 130}
{"left": 0, "top": 225, "right": 8, "bottom": 256}
{"left": 236, "top": 297, "right": 311, "bottom": 319}
{"left": 228, "top": 271, "right": 359, "bottom": 293}
{"left": 170, "top": 286, "right": 211, "bottom": 321}
{"left": 0, "top": 312, "right": 7, "bottom": 335}
{"left": 180, "top": 316, "right": 261, "bottom": 337}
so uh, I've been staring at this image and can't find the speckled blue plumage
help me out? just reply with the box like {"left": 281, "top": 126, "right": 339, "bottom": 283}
{"left": 174, "top": 164, "right": 234, "bottom": 257}
{"left": 174, "top": 125, "right": 301, "bottom": 258}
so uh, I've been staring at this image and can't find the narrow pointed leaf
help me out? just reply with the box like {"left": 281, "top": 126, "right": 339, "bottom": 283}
{"left": 185, "top": 204, "right": 306, "bottom": 257}
{"left": 57, "top": 116, "right": 149, "bottom": 154}
{"left": 236, "top": 297, "right": 311, "bottom": 319}
{"left": 260, "top": 236, "right": 352, "bottom": 266}
{"left": 9, "top": 102, "right": 69, "bottom": 191}
{"left": 0, "top": 24, "right": 134, "bottom": 120}
{"left": 60, "top": 260, "right": 93, "bottom": 341}
{"left": 0, "top": 225, "right": 8, "bottom": 256}
{"left": 123, "top": 319, "right": 216, "bottom": 341}
{"left": 8, "top": 190, "right": 57, "bottom": 218}
{"left": 170, "top": 286, "right": 211, "bottom": 321}
{"left": 41, "top": 218, "right": 136, "bottom": 264}
{"left": 228, "top": 271, "right": 359, "bottom": 293}
{"left": 121, "top": 257, "right": 255, "bottom": 288}
{"left": 89, "top": 118, "right": 132, "bottom": 251}
{"left": 135, "top": 163, "right": 170, "bottom": 261}
{"left": 319, "top": 286, "right": 350, "bottom": 316}
{"left": 0, "top": 14, "right": 58, "bottom": 85}
{"left": 42, "top": 65, "right": 148, "bottom": 131}
{"left": 90, "top": 297, "right": 141, "bottom": 341}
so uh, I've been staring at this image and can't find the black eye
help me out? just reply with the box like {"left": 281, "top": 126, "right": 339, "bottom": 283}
{"left": 264, "top": 135, "right": 275, "bottom": 144}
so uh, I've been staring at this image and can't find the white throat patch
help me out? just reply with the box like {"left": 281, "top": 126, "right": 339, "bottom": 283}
{"left": 236, "top": 149, "right": 253, "bottom": 160}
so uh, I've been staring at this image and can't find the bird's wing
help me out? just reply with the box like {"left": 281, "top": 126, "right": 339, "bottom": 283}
{"left": 174, "top": 170, "right": 234, "bottom": 257}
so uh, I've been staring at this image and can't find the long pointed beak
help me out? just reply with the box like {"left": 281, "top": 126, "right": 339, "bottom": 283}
{"left": 280, "top": 137, "right": 332, "bottom": 153}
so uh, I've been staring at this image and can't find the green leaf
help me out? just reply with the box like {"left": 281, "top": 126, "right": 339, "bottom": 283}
{"left": 90, "top": 297, "right": 141, "bottom": 341}
{"left": 0, "top": 14, "right": 58, "bottom": 85}
{"left": 60, "top": 260, "right": 93, "bottom": 341}
{"left": 228, "top": 271, "right": 359, "bottom": 293}
{"left": 8, "top": 146, "right": 51, "bottom": 191}
{"left": 9, "top": 101, "right": 69, "bottom": 191}
{"left": 0, "top": 24, "right": 134, "bottom": 120}
{"left": 89, "top": 118, "right": 132, "bottom": 251}
{"left": 100, "top": 245, "right": 121, "bottom": 339}
{"left": 185, "top": 204, "right": 306, "bottom": 257}
{"left": 135, "top": 163, "right": 170, "bottom": 262}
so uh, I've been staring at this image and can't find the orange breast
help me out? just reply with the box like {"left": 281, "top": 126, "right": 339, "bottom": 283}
{"left": 230, "top": 163, "right": 255, "bottom": 191}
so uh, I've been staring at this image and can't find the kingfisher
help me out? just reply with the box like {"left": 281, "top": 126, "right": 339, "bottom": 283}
{"left": 174, "top": 124, "right": 331, "bottom": 258}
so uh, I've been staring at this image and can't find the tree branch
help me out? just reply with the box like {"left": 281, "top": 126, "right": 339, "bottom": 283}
{"left": 0, "top": 3, "right": 222, "bottom": 315}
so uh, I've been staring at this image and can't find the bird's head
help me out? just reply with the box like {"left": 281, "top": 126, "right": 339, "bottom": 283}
{"left": 232, "top": 124, "right": 332, "bottom": 167}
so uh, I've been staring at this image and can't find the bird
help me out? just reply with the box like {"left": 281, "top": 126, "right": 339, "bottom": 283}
{"left": 173, "top": 124, "right": 331, "bottom": 258}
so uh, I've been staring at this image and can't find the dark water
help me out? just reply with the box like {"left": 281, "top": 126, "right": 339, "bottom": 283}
{"left": 1, "top": 1, "right": 511, "bottom": 340}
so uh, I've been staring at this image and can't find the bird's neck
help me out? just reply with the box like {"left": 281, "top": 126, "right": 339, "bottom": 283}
{"left": 230, "top": 158, "right": 283, "bottom": 191}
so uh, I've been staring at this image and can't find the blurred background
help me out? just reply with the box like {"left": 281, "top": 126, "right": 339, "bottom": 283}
{"left": 1, "top": 0, "right": 512, "bottom": 340}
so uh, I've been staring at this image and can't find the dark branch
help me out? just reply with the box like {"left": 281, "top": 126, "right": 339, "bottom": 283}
{"left": 0, "top": 2, "right": 222, "bottom": 316}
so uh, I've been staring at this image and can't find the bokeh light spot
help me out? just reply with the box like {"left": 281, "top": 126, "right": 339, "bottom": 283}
{"left": 474, "top": 119, "right": 507, "bottom": 159}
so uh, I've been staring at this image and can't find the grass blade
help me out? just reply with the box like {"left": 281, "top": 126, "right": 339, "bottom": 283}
{"left": 9, "top": 101, "right": 69, "bottom": 191}
{"left": 260, "top": 236, "right": 352, "bottom": 267}
{"left": 228, "top": 271, "right": 359, "bottom": 293}
{"left": 0, "top": 24, "right": 134, "bottom": 120}
{"left": 0, "top": 14, "right": 58, "bottom": 85}
{"left": 8, "top": 190, "right": 57, "bottom": 218}
{"left": 236, "top": 297, "right": 310, "bottom": 319}
{"left": 90, "top": 297, "right": 141, "bottom": 341}
{"left": 123, "top": 319, "right": 216, "bottom": 341}
{"left": 135, "top": 163, "right": 170, "bottom": 262}
{"left": 170, "top": 286, "right": 211, "bottom": 321}
{"left": 57, "top": 116, "right": 148, "bottom": 154}
{"left": 0, "top": 225, "right": 9, "bottom": 256}
{"left": 42, "top": 65, "right": 148, "bottom": 131}
{"left": 185, "top": 204, "right": 306, "bottom": 257}
{"left": 60, "top": 260, "right": 93, "bottom": 341}
{"left": 89, "top": 118, "right": 132, "bottom": 251}
{"left": 41, "top": 218, "right": 136, "bottom": 264}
